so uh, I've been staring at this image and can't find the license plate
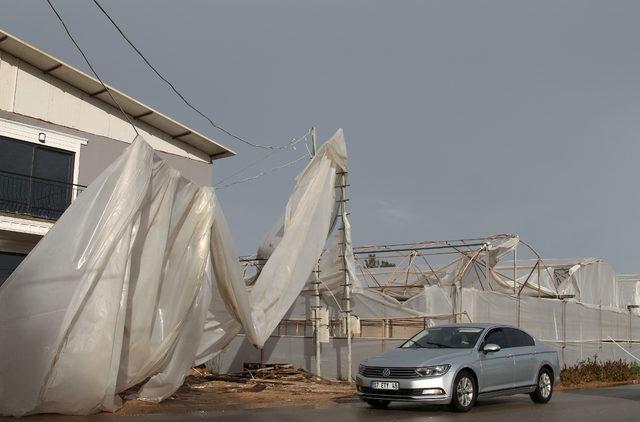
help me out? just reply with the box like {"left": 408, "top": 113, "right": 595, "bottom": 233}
{"left": 370, "top": 381, "right": 399, "bottom": 390}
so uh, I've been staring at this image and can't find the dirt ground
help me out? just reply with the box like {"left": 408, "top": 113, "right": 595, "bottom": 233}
{"left": 116, "top": 372, "right": 357, "bottom": 416}
{"left": 556, "top": 378, "right": 640, "bottom": 390}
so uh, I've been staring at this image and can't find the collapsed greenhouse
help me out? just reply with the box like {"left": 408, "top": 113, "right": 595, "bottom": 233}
{"left": 215, "top": 234, "right": 640, "bottom": 380}
{"left": 1, "top": 128, "right": 639, "bottom": 416}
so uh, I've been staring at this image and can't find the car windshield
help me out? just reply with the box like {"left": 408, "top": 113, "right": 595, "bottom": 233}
{"left": 400, "top": 326, "right": 485, "bottom": 349}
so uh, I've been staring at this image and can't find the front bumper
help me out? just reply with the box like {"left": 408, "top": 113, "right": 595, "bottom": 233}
{"left": 356, "top": 373, "right": 453, "bottom": 404}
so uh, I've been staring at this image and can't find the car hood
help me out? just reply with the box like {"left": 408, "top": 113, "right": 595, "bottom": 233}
{"left": 363, "top": 347, "right": 474, "bottom": 367}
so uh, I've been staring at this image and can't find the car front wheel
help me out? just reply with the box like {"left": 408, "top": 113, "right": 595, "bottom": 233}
{"left": 530, "top": 368, "right": 553, "bottom": 404}
{"left": 449, "top": 370, "right": 477, "bottom": 412}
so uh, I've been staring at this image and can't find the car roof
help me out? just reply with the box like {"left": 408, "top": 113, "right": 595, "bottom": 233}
{"left": 431, "top": 322, "right": 524, "bottom": 330}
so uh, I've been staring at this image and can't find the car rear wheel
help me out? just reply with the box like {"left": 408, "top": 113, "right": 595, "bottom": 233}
{"left": 364, "top": 399, "right": 390, "bottom": 409}
{"left": 530, "top": 368, "right": 553, "bottom": 404}
{"left": 449, "top": 370, "right": 477, "bottom": 412}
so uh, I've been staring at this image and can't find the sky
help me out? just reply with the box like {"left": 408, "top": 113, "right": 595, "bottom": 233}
{"left": 2, "top": 1, "right": 640, "bottom": 273}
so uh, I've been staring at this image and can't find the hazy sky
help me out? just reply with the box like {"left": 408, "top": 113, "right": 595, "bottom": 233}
{"left": 2, "top": 1, "right": 640, "bottom": 272}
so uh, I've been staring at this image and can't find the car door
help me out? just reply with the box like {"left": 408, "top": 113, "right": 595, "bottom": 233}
{"left": 506, "top": 328, "right": 537, "bottom": 387}
{"left": 478, "top": 328, "right": 514, "bottom": 392}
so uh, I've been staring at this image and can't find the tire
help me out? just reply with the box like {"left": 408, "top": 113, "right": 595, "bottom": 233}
{"left": 449, "top": 370, "right": 477, "bottom": 412}
{"left": 530, "top": 368, "right": 553, "bottom": 404}
{"left": 364, "top": 399, "right": 390, "bottom": 409}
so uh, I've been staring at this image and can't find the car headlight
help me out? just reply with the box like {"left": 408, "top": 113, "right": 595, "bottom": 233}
{"left": 358, "top": 364, "right": 366, "bottom": 375}
{"left": 415, "top": 364, "right": 451, "bottom": 377}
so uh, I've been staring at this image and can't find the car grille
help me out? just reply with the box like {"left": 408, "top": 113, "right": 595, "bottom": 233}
{"left": 360, "top": 387, "right": 425, "bottom": 396}
{"left": 360, "top": 366, "right": 419, "bottom": 379}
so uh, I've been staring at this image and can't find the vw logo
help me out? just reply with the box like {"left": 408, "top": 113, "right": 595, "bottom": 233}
{"left": 382, "top": 368, "right": 391, "bottom": 377}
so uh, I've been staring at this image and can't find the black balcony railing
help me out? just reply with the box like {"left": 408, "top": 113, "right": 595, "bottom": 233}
{"left": 0, "top": 170, "right": 86, "bottom": 220}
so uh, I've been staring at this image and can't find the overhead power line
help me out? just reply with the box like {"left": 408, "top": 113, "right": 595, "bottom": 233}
{"left": 215, "top": 129, "right": 311, "bottom": 187}
{"left": 47, "top": 0, "right": 314, "bottom": 191}
{"left": 215, "top": 154, "right": 310, "bottom": 190}
{"left": 91, "top": 0, "right": 297, "bottom": 151}
{"left": 46, "top": 0, "right": 140, "bottom": 137}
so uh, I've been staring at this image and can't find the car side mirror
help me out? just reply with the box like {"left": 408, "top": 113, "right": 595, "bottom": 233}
{"left": 483, "top": 343, "right": 501, "bottom": 353}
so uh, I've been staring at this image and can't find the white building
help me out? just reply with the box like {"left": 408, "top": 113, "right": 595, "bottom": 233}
{"left": 0, "top": 28, "right": 235, "bottom": 285}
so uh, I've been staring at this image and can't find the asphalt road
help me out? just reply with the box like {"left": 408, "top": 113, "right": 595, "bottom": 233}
{"left": 12, "top": 384, "right": 640, "bottom": 421}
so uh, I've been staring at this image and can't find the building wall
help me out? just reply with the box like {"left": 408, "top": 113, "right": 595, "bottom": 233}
{"left": 0, "top": 109, "right": 213, "bottom": 188}
{"left": 0, "top": 49, "right": 216, "bottom": 277}
{"left": 78, "top": 132, "right": 213, "bottom": 187}
{"left": 0, "top": 49, "right": 211, "bottom": 164}
{"left": 0, "top": 109, "right": 213, "bottom": 283}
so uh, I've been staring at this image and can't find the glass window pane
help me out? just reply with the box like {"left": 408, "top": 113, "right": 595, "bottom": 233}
{"left": 520, "top": 330, "right": 535, "bottom": 346}
{"left": 402, "top": 326, "right": 484, "bottom": 349}
{"left": 483, "top": 328, "right": 509, "bottom": 348}
{"left": 31, "top": 147, "right": 74, "bottom": 219}
{"left": 0, "top": 137, "right": 34, "bottom": 215}
{"left": 0, "top": 136, "right": 33, "bottom": 175}
{"left": 33, "top": 147, "right": 73, "bottom": 183}
{"left": 0, "top": 252, "right": 26, "bottom": 287}
{"left": 504, "top": 328, "right": 535, "bottom": 347}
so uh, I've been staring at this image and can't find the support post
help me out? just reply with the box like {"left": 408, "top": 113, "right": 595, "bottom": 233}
{"left": 599, "top": 304, "right": 603, "bottom": 353}
{"left": 537, "top": 258, "right": 541, "bottom": 298}
{"left": 313, "top": 262, "right": 322, "bottom": 376}
{"left": 311, "top": 127, "right": 317, "bottom": 156}
{"left": 513, "top": 246, "right": 517, "bottom": 294}
{"left": 561, "top": 299, "right": 567, "bottom": 368}
{"left": 629, "top": 306, "right": 633, "bottom": 349}
{"left": 338, "top": 170, "right": 352, "bottom": 382}
{"left": 309, "top": 127, "right": 321, "bottom": 376}
{"left": 452, "top": 285, "right": 458, "bottom": 323}
{"left": 513, "top": 246, "right": 517, "bottom": 326}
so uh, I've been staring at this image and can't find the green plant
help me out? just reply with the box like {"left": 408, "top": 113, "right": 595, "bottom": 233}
{"left": 561, "top": 355, "right": 640, "bottom": 385}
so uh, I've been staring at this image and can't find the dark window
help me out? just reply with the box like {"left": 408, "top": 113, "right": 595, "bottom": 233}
{"left": 0, "top": 136, "right": 76, "bottom": 220}
{"left": 505, "top": 328, "right": 535, "bottom": 347}
{"left": 482, "top": 328, "right": 510, "bottom": 349}
{"left": 0, "top": 252, "right": 26, "bottom": 287}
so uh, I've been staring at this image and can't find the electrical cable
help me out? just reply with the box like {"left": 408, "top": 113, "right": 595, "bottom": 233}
{"left": 215, "top": 154, "right": 310, "bottom": 189}
{"left": 215, "top": 129, "right": 311, "bottom": 186}
{"left": 46, "top": 0, "right": 140, "bottom": 137}
{"left": 91, "top": 0, "right": 299, "bottom": 151}
{"left": 49, "top": 0, "right": 315, "bottom": 190}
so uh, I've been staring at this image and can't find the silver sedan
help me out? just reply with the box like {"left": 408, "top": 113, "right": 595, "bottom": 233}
{"left": 356, "top": 323, "right": 560, "bottom": 412}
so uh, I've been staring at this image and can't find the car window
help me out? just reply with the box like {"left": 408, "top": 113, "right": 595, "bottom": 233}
{"left": 400, "top": 326, "right": 485, "bottom": 349}
{"left": 505, "top": 328, "right": 535, "bottom": 347}
{"left": 481, "top": 328, "right": 509, "bottom": 349}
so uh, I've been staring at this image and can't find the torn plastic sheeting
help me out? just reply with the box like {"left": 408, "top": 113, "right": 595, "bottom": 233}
{"left": 0, "top": 129, "right": 348, "bottom": 416}
{"left": 211, "top": 129, "right": 346, "bottom": 348}
{"left": 0, "top": 139, "right": 224, "bottom": 415}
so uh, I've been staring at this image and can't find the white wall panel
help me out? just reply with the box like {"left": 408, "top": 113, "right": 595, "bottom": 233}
{"left": 0, "top": 52, "right": 210, "bottom": 163}
{"left": 0, "top": 52, "right": 18, "bottom": 112}
{"left": 48, "top": 82, "right": 81, "bottom": 129}
{"left": 13, "top": 65, "right": 50, "bottom": 120}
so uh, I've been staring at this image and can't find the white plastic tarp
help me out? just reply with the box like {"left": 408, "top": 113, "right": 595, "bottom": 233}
{"left": 0, "top": 129, "right": 348, "bottom": 416}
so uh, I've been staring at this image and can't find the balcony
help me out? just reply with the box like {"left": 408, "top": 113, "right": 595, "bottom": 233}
{"left": 0, "top": 170, "right": 85, "bottom": 221}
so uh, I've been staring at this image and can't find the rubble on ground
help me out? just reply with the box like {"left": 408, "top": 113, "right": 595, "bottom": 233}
{"left": 116, "top": 364, "right": 356, "bottom": 415}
